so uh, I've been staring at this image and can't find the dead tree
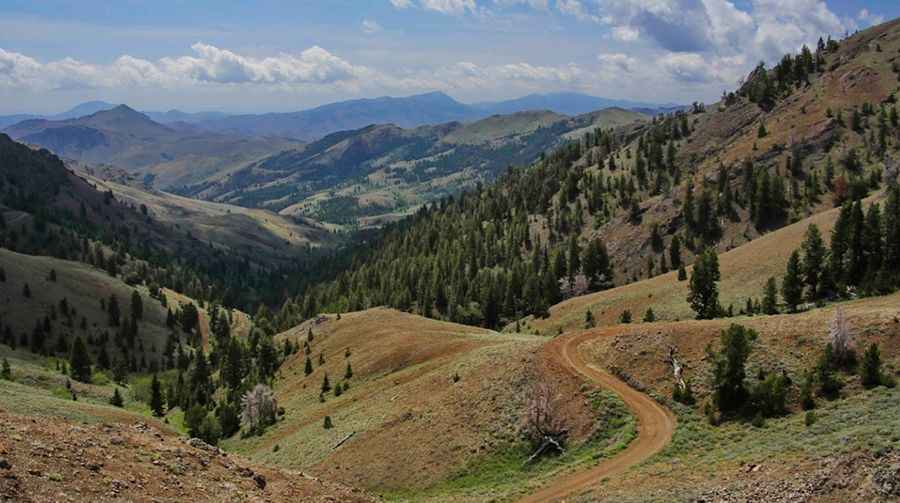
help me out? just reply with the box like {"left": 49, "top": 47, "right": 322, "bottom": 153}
{"left": 829, "top": 306, "right": 853, "bottom": 364}
{"left": 524, "top": 382, "right": 568, "bottom": 464}
{"left": 663, "top": 346, "right": 686, "bottom": 392}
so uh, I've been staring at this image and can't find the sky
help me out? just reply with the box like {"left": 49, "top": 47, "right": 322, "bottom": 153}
{"left": 0, "top": 0, "right": 897, "bottom": 114}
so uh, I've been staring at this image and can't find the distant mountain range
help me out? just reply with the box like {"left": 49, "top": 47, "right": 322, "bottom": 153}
{"left": 1, "top": 92, "right": 679, "bottom": 141}
{"left": 3, "top": 105, "right": 301, "bottom": 188}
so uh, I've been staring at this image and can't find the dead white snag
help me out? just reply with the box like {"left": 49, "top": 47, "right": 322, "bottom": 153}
{"left": 664, "top": 346, "right": 686, "bottom": 392}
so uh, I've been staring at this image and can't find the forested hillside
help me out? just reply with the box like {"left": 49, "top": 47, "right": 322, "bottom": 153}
{"left": 279, "top": 20, "right": 900, "bottom": 330}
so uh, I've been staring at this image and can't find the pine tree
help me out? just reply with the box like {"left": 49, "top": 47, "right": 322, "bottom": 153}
{"left": 323, "top": 415, "right": 333, "bottom": 429}
{"left": 304, "top": 356, "right": 313, "bottom": 376}
{"left": 677, "top": 263, "right": 687, "bottom": 281}
{"left": 643, "top": 307, "right": 656, "bottom": 322}
{"left": 150, "top": 373, "right": 165, "bottom": 417}
{"left": 861, "top": 343, "right": 883, "bottom": 388}
{"left": 1, "top": 358, "right": 10, "bottom": 380}
{"left": 709, "top": 324, "right": 755, "bottom": 413}
{"left": 800, "top": 224, "right": 827, "bottom": 300}
{"left": 110, "top": 387, "right": 124, "bottom": 407}
{"left": 131, "top": 291, "right": 143, "bottom": 320}
{"left": 581, "top": 238, "right": 613, "bottom": 291}
{"left": 762, "top": 277, "right": 779, "bottom": 314}
{"left": 69, "top": 337, "right": 92, "bottom": 383}
{"left": 687, "top": 248, "right": 721, "bottom": 319}
{"left": 669, "top": 235, "right": 682, "bottom": 269}
{"left": 782, "top": 251, "right": 804, "bottom": 312}
{"left": 108, "top": 295, "right": 120, "bottom": 327}
{"left": 567, "top": 235, "right": 581, "bottom": 280}
{"left": 321, "top": 372, "right": 331, "bottom": 393}
{"left": 345, "top": 361, "right": 353, "bottom": 379}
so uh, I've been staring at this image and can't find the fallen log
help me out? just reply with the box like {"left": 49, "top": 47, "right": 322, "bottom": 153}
{"left": 333, "top": 431, "right": 356, "bottom": 450}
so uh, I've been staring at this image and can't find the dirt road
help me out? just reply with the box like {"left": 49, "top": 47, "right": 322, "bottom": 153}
{"left": 518, "top": 328, "right": 676, "bottom": 503}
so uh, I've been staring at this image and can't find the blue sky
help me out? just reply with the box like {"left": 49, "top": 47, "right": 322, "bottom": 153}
{"left": 1, "top": 1, "right": 897, "bottom": 114}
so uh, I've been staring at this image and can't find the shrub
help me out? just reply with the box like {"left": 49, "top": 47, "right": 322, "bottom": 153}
{"left": 805, "top": 411, "right": 817, "bottom": 427}
{"left": 750, "top": 372, "right": 790, "bottom": 417}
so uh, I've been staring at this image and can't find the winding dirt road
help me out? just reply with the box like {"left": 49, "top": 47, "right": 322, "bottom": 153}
{"left": 518, "top": 328, "right": 676, "bottom": 503}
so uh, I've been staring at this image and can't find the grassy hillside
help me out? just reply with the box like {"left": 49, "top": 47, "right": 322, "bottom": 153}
{"left": 223, "top": 308, "right": 635, "bottom": 502}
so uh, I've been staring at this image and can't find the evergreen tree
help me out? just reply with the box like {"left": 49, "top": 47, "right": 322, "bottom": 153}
{"left": 782, "top": 250, "right": 804, "bottom": 312}
{"left": 800, "top": 224, "right": 827, "bottom": 300}
{"left": 687, "top": 248, "right": 721, "bottom": 319}
{"left": 321, "top": 372, "right": 331, "bottom": 393}
{"left": 304, "top": 356, "right": 313, "bottom": 376}
{"left": 643, "top": 307, "right": 656, "bottom": 322}
{"left": 110, "top": 387, "right": 124, "bottom": 407}
{"left": 581, "top": 238, "right": 613, "bottom": 291}
{"left": 323, "top": 415, "right": 333, "bottom": 429}
{"left": 150, "top": 373, "right": 165, "bottom": 416}
{"left": 131, "top": 291, "right": 143, "bottom": 320}
{"left": 108, "top": 295, "right": 120, "bottom": 327}
{"left": 1, "top": 358, "right": 10, "bottom": 380}
{"left": 762, "top": 277, "right": 779, "bottom": 315}
{"left": 861, "top": 343, "right": 884, "bottom": 388}
{"left": 345, "top": 361, "right": 353, "bottom": 379}
{"left": 69, "top": 337, "right": 92, "bottom": 383}
{"left": 567, "top": 235, "right": 581, "bottom": 280}
{"left": 669, "top": 235, "right": 682, "bottom": 269}
{"left": 709, "top": 324, "right": 756, "bottom": 413}
{"left": 190, "top": 353, "right": 211, "bottom": 406}
{"left": 677, "top": 263, "right": 687, "bottom": 281}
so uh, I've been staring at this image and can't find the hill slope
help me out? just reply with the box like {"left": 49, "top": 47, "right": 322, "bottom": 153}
{"left": 182, "top": 107, "right": 647, "bottom": 225}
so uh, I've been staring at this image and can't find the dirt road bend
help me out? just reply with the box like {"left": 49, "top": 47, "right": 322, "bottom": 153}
{"left": 518, "top": 328, "right": 676, "bottom": 503}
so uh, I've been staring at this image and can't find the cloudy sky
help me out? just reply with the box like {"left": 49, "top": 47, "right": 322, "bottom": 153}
{"left": 0, "top": 0, "right": 896, "bottom": 114}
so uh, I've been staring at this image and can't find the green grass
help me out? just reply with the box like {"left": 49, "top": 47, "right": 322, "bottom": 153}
{"left": 583, "top": 386, "right": 900, "bottom": 503}
{"left": 382, "top": 390, "right": 636, "bottom": 502}
{"left": 0, "top": 344, "right": 178, "bottom": 431}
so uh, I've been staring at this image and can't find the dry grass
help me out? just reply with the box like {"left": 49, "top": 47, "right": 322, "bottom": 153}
{"left": 223, "top": 308, "right": 569, "bottom": 496}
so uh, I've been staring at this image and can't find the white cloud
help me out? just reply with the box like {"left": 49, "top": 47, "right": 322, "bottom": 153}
{"left": 857, "top": 8, "right": 885, "bottom": 28}
{"left": 0, "top": 43, "right": 369, "bottom": 92}
{"left": 597, "top": 53, "right": 637, "bottom": 73}
{"left": 362, "top": 19, "right": 383, "bottom": 34}
{"left": 389, "top": 0, "right": 477, "bottom": 15}
{"left": 556, "top": 0, "right": 600, "bottom": 22}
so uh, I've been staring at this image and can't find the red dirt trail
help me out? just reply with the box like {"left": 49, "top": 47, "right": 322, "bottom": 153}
{"left": 519, "top": 328, "right": 676, "bottom": 502}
